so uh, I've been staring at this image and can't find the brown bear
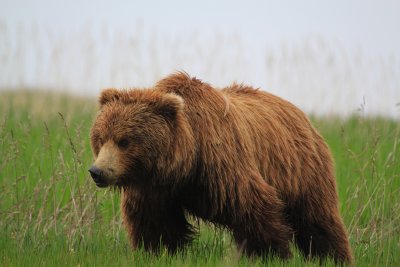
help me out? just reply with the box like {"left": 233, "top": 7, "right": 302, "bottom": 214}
{"left": 89, "top": 72, "right": 353, "bottom": 264}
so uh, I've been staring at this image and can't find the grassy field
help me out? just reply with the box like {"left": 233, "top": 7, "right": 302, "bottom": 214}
{"left": 0, "top": 91, "right": 399, "bottom": 266}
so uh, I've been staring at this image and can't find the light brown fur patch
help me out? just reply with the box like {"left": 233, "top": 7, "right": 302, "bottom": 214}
{"left": 93, "top": 141, "right": 125, "bottom": 185}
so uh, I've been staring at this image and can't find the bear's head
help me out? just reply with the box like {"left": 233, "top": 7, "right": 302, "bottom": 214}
{"left": 89, "top": 88, "right": 194, "bottom": 188}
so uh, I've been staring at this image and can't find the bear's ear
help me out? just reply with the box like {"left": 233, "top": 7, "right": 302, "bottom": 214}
{"left": 154, "top": 93, "right": 184, "bottom": 120}
{"left": 99, "top": 88, "right": 121, "bottom": 106}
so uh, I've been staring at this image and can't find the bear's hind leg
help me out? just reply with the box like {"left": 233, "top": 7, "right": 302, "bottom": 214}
{"left": 290, "top": 197, "right": 353, "bottom": 264}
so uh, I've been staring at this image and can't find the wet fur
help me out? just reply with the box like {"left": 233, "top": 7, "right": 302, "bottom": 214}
{"left": 90, "top": 72, "right": 353, "bottom": 264}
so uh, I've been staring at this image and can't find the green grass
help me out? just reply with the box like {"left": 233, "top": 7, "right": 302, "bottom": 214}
{"left": 0, "top": 91, "right": 399, "bottom": 266}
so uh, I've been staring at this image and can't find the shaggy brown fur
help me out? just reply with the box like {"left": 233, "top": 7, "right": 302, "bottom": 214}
{"left": 89, "top": 72, "right": 353, "bottom": 264}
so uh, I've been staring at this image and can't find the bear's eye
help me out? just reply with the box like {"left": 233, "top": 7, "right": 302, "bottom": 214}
{"left": 117, "top": 138, "right": 130, "bottom": 149}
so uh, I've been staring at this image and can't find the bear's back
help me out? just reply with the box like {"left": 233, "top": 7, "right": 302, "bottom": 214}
{"left": 156, "top": 72, "right": 332, "bottom": 199}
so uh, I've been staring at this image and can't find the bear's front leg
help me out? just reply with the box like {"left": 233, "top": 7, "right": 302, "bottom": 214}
{"left": 231, "top": 172, "right": 293, "bottom": 260}
{"left": 121, "top": 188, "right": 195, "bottom": 254}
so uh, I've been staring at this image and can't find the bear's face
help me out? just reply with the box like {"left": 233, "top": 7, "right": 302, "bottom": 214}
{"left": 89, "top": 89, "right": 184, "bottom": 188}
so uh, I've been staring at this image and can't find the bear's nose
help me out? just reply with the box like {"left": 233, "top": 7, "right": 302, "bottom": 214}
{"left": 89, "top": 166, "right": 103, "bottom": 182}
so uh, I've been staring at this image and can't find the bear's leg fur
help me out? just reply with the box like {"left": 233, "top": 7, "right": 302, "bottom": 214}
{"left": 231, "top": 172, "right": 293, "bottom": 259}
{"left": 289, "top": 194, "right": 353, "bottom": 264}
{"left": 121, "top": 189, "right": 195, "bottom": 254}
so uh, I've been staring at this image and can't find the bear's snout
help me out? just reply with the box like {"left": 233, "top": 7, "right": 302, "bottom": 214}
{"left": 89, "top": 166, "right": 108, "bottom": 188}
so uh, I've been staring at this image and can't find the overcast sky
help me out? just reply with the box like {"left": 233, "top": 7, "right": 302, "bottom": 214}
{"left": 1, "top": 0, "right": 400, "bottom": 57}
{"left": 1, "top": 0, "right": 399, "bottom": 117}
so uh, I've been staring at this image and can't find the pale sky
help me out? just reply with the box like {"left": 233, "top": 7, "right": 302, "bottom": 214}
{"left": 1, "top": 0, "right": 400, "bottom": 57}
{"left": 1, "top": 0, "right": 399, "bottom": 117}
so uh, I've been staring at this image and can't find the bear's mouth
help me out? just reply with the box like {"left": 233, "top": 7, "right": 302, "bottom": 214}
{"left": 95, "top": 182, "right": 109, "bottom": 188}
